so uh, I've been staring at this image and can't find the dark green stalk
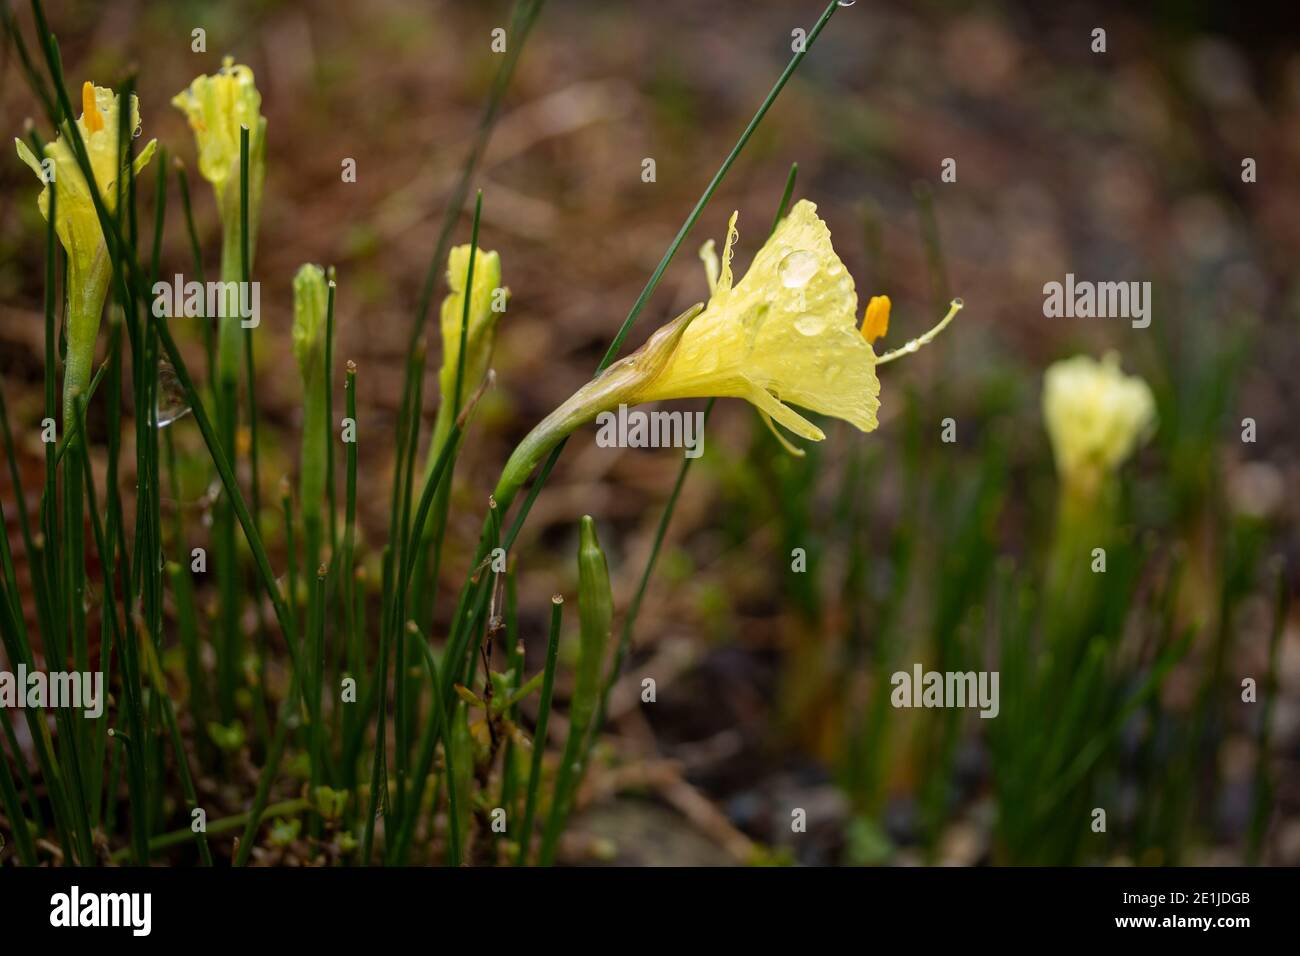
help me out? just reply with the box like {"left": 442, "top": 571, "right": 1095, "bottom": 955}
{"left": 239, "top": 126, "right": 261, "bottom": 531}
{"left": 324, "top": 274, "right": 338, "bottom": 553}
{"left": 497, "top": 570, "right": 522, "bottom": 830}
{"left": 390, "top": 342, "right": 428, "bottom": 833}
{"left": 174, "top": 159, "right": 214, "bottom": 386}
{"left": 310, "top": 567, "right": 328, "bottom": 832}
{"left": 282, "top": 481, "right": 299, "bottom": 640}
{"left": 342, "top": 362, "right": 359, "bottom": 777}
{"left": 517, "top": 594, "right": 563, "bottom": 865}
{"left": 411, "top": 628, "right": 460, "bottom": 866}
{"left": 451, "top": 193, "right": 482, "bottom": 419}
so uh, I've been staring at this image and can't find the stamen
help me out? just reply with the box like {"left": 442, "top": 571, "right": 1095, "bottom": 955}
{"left": 82, "top": 82, "right": 105, "bottom": 132}
{"left": 862, "top": 294, "right": 891, "bottom": 344}
{"left": 759, "top": 409, "right": 806, "bottom": 457}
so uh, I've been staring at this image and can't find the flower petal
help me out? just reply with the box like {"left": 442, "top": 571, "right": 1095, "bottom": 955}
{"left": 132, "top": 137, "right": 158, "bottom": 176}
{"left": 15, "top": 137, "right": 45, "bottom": 180}
{"left": 758, "top": 409, "right": 807, "bottom": 456}
{"left": 717, "top": 210, "right": 739, "bottom": 293}
{"left": 741, "top": 377, "right": 825, "bottom": 442}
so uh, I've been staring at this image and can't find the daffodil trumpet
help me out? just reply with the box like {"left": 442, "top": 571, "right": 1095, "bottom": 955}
{"left": 15, "top": 82, "right": 158, "bottom": 426}
{"left": 493, "top": 199, "right": 962, "bottom": 510}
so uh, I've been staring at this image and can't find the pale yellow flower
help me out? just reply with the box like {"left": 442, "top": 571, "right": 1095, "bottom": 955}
{"left": 1042, "top": 352, "right": 1156, "bottom": 493}
{"left": 496, "top": 200, "right": 961, "bottom": 506}
{"left": 418, "top": 245, "right": 507, "bottom": 538}
{"left": 173, "top": 57, "right": 267, "bottom": 388}
{"left": 15, "top": 82, "right": 158, "bottom": 421}
{"left": 438, "top": 245, "right": 507, "bottom": 412}
{"left": 171, "top": 57, "right": 266, "bottom": 237}
{"left": 635, "top": 200, "right": 879, "bottom": 442}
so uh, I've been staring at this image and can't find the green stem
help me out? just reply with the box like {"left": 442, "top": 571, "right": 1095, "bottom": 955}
{"left": 517, "top": 595, "right": 562, "bottom": 865}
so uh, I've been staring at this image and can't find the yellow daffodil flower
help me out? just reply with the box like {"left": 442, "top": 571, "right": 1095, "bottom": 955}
{"left": 419, "top": 245, "right": 508, "bottom": 540}
{"left": 171, "top": 56, "right": 267, "bottom": 247}
{"left": 15, "top": 82, "right": 158, "bottom": 423}
{"left": 173, "top": 57, "right": 267, "bottom": 390}
{"left": 1042, "top": 351, "right": 1156, "bottom": 497}
{"left": 495, "top": 199, "right": 962, "bottom": 507}
{"left": 635, "top": 200, "right": 880, "bottom": 442}
{"left": 438, "top": 244, "right": 507, "bottom": 413}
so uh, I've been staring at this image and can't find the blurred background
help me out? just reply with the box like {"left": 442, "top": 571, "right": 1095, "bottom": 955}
{"left": 2, "top": 0, "right": 1298, "bottom": 864}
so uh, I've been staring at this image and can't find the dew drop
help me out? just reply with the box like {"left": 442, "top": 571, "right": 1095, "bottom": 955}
{"left": 779, "top": 250, "right": 818, "bottom": 289}
{"left": 952, "top": 297, "right": 964, "bottom": 308}
{"left": 837, "top": 1, "right": 856, "bottom": 6}
{"left": 794, "top": 313, "right": 826, "bottom": 336}
{"left": 154, "top": 361, "right": 192, "bottom": 428}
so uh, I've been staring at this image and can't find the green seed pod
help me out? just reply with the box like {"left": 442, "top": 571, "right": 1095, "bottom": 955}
{"left": 537, "top": 516, "right": 613, "bottom": 865}
{"left": 572, "top": 515, "right": 613, "bottom": 738}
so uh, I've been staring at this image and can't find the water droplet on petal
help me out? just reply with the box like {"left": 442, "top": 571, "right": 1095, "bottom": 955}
{"left": 779, "top": 250, "right": 818, "bottom": 289}
{"left": 154, "top": 361, "right": 192, "bottom": 428}
{"left": 794, "top": 313, "right": 826, "bottom": 336}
